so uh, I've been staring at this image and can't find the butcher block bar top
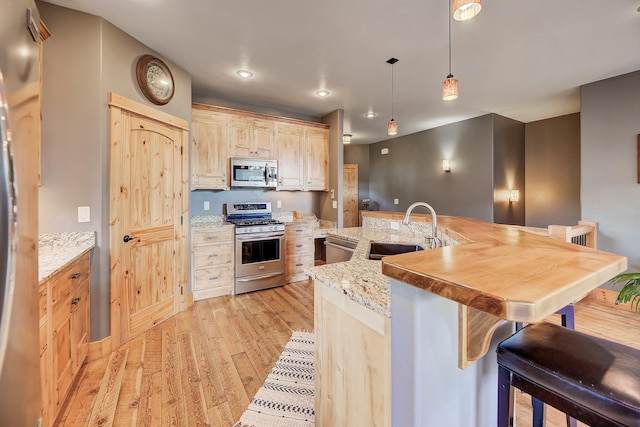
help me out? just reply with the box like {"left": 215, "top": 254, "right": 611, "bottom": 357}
{"left": 377, "top": 213, "right": 628, "bottom": 324}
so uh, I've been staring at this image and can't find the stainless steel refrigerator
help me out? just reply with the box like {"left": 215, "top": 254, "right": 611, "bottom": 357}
{"left": 0, "top": 0, "right": 42, "bottom": 425}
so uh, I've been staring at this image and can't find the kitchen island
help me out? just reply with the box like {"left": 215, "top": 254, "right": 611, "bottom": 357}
{"left": 306, "top": 212, "right": 627, "bottom": 427}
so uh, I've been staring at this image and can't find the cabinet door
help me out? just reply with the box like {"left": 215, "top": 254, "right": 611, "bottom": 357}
{"left": 277, "top": 123, "right": 305, "bottom": 190}
{"left": 229, "top": 115, "right": 254, "bottom": 158}
{"left": 253, "top": 118, "right": 276, "bottom": 159}
{"left": 52, "top": 316, "right": 73, "bottom": 413}
{"left": 305, "top": 127, "right": 329, "bottom": 191}
{"left": 70, "top": 281, "right": 89, "bottom": 374}
{"left": 191, "top": 109, "right": 229, "bottom": 189}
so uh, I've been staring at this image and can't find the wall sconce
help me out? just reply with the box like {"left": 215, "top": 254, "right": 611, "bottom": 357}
{"left": 509, "top": 190, "right": 520, "bottom": 203}
{"left": 343, "top": 134, "right": 352, "bottom": 144}
{"left": 442, "top": 159, "right": 451, "bottom": 172}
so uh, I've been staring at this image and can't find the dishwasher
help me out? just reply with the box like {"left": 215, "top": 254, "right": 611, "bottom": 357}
{"left": 324, "top": 235, "right": 358, "bottom": 264}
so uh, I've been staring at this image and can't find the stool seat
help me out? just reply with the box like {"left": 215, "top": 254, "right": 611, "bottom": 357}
{"left": 497, "top": 322, "right": 640, "bottom": 427}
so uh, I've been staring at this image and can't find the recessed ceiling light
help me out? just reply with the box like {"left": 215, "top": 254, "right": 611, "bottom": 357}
{"left": 364, "top": 112, "right": 377, "bottom": 118}
{"left": 315, "top": 90, "right": 330, "bottom": 97}
{"left": 236, "top": 70, "right": 253, "bottom": 78}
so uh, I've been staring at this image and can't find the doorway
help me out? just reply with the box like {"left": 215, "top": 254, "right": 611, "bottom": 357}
{"left": 343, "top": 164, "right": 359, "bottom": 227}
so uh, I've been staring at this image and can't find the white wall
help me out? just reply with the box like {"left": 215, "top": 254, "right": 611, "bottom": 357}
{"left": 581, "top": 70, "right": 640, "bottom": 271}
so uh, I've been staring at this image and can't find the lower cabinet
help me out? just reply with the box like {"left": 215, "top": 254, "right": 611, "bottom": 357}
{"left": 40, "top": 252, "right": 91, "bottom": 427}
{"left": 191, "top": 225, "right": 235, "bottom": 300}
{"left": 314, "top": 281, "right": 391, "bottom": 427}
{"left": 285, "top": 222, "right": 314, "bottom": 283}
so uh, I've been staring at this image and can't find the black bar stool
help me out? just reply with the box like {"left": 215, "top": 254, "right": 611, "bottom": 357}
{"left": 497, "top": 322, "right": 640, "bottom": 427}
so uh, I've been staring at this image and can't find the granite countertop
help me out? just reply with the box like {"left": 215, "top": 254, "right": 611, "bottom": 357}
{"left": 305, "top": 227, "right": 432, "bottom": 317}
{"left": 39, "top": 232, "right": 96, "bottom": 284}
{"left": 190, "top": 214, "right": 336, "bottom": 236}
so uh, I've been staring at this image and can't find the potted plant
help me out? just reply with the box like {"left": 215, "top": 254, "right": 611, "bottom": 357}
{"left": 610, "top": 272, "right": 640, "bottom": 313}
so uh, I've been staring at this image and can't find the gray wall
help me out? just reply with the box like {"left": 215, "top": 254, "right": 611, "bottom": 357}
{"left": 582, "top": 70, "right": 640, "bottom": 271}
{"left": 368, "top": 115, "right": 495, "bottom": 221}
{"left": 190, "top": 190, "right": 320, "bottom": 216}
{"left": 493, "top": 115, "right": 525, "bottom": 226}
{"left": 321, "top": 110, "right": 343, "bottom": 225}
{"left": 525, "top": 113, "right": 581, "bottom": 227}
{"left": 344, "top": 144, "right": 370, "bottom": 211}
{"left": 38, "top": 2, "right": 192, "bottom": 339}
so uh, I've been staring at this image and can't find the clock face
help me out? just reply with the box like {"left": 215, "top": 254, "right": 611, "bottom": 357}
{"left": 136, "top": 55, "right": 175, "bottom": 105}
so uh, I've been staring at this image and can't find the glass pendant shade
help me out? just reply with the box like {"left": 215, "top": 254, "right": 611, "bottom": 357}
{"left": 453, "top": 0, "right": 482, "bottom": 21}
{"left": 442, "top": 75, "right": 458, "bottom": 101}
{"left": 387, "top": 119, "right": 398, "bottom": 136}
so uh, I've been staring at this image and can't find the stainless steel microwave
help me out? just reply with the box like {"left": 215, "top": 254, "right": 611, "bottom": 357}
{"left": 230, "top": 158, "right": 278, "bottom": 188}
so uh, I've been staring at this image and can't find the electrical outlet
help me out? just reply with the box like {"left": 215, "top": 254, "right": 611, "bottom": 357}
{"left": 330, "top": 189, "right": 335, "bottom": 199}
{"left": 203, "top": 201, "right": 210, "bottom": 211}
{"left": 394, "top": 198, "right": 399, "bottom": 205}
{"left": 381, "top": 148, "right": 389, "bottom": 155}
{"left": 332, "top": 200, "right": 337, "bottom": 209}
{"left": 78, "top": 206, "right": 90, "bottom": 223}
{"left": 390, "top": 222, "right": 399, "bottom": 230}
{"left": 276, "top": 200, "right": 282, "bottom": 208}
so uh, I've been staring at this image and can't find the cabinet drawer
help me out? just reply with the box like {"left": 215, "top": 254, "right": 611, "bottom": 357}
{"left": 192, "top": 228, "right": 233, "bottom": 244}
{"left": 50, "top": 255, "right": 89, "bottom": 311}
{"left": 192, "top": 266, "right": 234, "bottom": 291}
{"left": 192, "top": 243, "right": 233, "bottom": 268}
{"left": 285, "top": 223, "right": 313, "bottom": 238}
{"left": 286, "top": 237, "right": 313, "bottom": 255}
{"left": 286, "top": 253, "right": 314, "bottom": 275}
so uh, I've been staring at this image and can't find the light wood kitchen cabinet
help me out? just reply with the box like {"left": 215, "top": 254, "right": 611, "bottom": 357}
{"left": 191, "top": 107, "right": 229, "bottom": 190}
{"left": 304, "top": 127, "right": 329, "bottom": 191}
{"left": 277, "top": 123, "right": 329, "bottom": 191}
{"left": 314, "top": 282, "right": 391, "bottom": 427}
{"left": 229, "top": 115, "right": 276, "bottom": 159}
{"left": 40, "top": 252, "right": 91, "bottom": 427}
{"left": 191, "top": 225, "right": 235, "bottom": 300}
{"left": 277, "top": 123, "right": 305, "bottom": 190}
{"left": 285, "top": 222, "right": 314, "bottom": 283}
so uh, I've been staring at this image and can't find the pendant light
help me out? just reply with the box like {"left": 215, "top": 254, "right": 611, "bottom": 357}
{"left": 387, "top": 57, "right": 398, "bottom": 136}
{"left": 442, "top": 0, "right": 458, "bottom": 101}
{"left": 453, "top": 0, "right": 482, "bottom": 21}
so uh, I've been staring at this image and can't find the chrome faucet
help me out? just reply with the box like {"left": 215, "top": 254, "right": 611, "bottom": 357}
{"left": 402, "top": 202, "right": 441, "bottom": 249}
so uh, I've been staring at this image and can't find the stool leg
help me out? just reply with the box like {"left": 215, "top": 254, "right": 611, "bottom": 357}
{"left": 561, "top": 303, "right": 575, "bottom": 330}
{"left": 497, "top": 366, "right": 511, "bottom": 427}
{"left": 532, "top": 398, "right": 545, "bottom": 427}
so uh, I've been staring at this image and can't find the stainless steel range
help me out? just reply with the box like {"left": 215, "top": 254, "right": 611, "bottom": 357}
{"left": 225, "top": 202, "right": 285, "bottom": 294}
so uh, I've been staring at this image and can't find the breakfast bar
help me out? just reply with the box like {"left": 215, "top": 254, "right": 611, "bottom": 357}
{"left": 308, "top": 212, "right": 627, "bottom": 427}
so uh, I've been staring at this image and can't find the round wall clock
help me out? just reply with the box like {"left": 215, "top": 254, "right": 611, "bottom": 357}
{"left": 135, "top": 55, "right": 175, "bottom": 105}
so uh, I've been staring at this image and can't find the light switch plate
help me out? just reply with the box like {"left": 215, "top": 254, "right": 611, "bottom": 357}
{"left": 330, "top": 189, "right": 335, "bottom": 199}
{"left": 332, "top": 200, "right": 337, "bottom": 209}
{"left": 276, "top": 200, "right": 282, "bottom": 208}
{"left": 203, "top": 201, "right": 210, "bottom": 211}
{"left": 381, "top": 148, "right": 389, "bottom": 155}
{"left": 394, "top": 198, "right": 399, "bottom": 205}
{"left": 390, "top": 221, "right": 400, "bottom": 230}
{"left": 78, "top": 206, "right": 90, "bottom": 223}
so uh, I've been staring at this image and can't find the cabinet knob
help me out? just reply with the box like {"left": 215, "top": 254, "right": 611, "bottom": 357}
{"left": 71, "top": 273, "right": 81, "bottom": 280}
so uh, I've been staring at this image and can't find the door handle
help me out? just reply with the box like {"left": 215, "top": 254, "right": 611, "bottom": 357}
{"left": 123, "top": 235, "right": 140, "bottom": 243}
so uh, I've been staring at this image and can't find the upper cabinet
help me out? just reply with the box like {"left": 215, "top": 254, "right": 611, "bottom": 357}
{"left": 276, "top": 123, "right": 305, "bottom": 190}
{"left": 229, "top": 115, "right": 276, "bottom": 159}
{"left": 276, "top": 123, "right": 329, "bottom": 191}
{"left": 304, "top": 127, "right": 329, "bottom": 191}
{"left": 191, "top": 107, "right": 229, "bottom": 190}
{"left": 190, "top": 103, "right": 329, "bottom": 191}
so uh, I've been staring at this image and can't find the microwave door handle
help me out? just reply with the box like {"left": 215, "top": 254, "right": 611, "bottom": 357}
{"left": 264, "top": 163, "right": 269, "bottom": 186}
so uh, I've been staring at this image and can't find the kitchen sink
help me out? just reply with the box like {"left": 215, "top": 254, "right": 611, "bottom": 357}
{"left": 368, "top": 242, "right": 424, "bottom": 260}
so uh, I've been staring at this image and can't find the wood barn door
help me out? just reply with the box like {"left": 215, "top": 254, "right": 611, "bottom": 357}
{"left": 109, "top": 94, "right": 189, "bottom": 346}
{"left": 343, "top": 164, "right": 359, "bottom": 227}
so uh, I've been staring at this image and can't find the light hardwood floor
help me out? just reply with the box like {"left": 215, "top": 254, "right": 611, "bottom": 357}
{"left": 55, "top": 281, "right": 639, "bottom": 427}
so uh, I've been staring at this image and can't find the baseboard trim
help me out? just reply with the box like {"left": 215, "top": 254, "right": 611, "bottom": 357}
{"left": 88, "top": 336, "right": 113, "bottom": 361}
{"left": 590, "top": 288, "right": 637, "bottom": 313}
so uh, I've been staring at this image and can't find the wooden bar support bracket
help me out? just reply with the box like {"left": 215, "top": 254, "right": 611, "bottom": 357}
{"left": 458, "top": 304, "right": 506, "bottom": 369}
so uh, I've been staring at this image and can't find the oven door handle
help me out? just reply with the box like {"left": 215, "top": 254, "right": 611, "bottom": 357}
{"left": 236, "top": 233, "right": 284, "bottom": 241}
{"left": 236, "top": 271, "right": 284, "bottom": 282}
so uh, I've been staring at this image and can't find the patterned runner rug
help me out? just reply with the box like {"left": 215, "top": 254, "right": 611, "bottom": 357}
{"left": 234, "top": 331, "right": 315, "bottom": 427}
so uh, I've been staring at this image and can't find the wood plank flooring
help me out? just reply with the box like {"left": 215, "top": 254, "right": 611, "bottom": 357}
{"left": 55, "top": 280, "right": 639, "bottom": 427}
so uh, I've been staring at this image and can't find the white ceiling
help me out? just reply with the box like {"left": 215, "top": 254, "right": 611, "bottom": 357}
{"left": 42, "top": 0, "right": 640, "bottom": 144}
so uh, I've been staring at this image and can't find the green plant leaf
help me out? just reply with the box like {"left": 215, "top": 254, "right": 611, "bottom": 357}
{"left": 610, "top": 272, "right": 640, "bottom": 313}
